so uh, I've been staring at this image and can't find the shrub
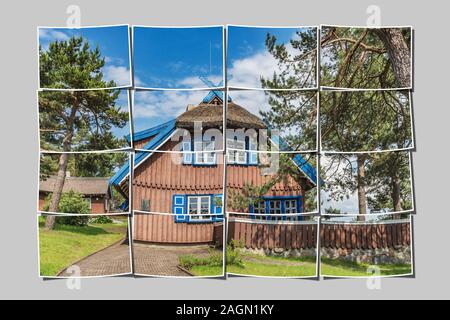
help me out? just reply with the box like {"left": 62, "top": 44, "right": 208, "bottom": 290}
{"left": 44, "top": 190, "right": 90, "bottom": 226}
{"left": 90, "top": 215, "right": 113, "bottom": 224}
{"left": 227, "top": 240, "right": 244, "bottom": 268}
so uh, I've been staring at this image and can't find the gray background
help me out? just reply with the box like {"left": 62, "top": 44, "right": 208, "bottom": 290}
{"left": 0, "top": 0, "right": 447, "bottom": 300}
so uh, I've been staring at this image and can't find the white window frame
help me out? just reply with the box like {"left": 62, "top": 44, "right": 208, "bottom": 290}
{"left": 253, "top": 200, "right": 265, "bottom": 221}
{"left": 182, "top": 141, "right": 192, "bottom": 164}
{"left": 268, "top": 200, "right": 282, "bottom": 220}
{"left": 194, "top": 141, "right": 216, "bottom": 165}
{"left": 187, "top": 196, "right": 211, "bottom": 221}
{"left": 227, "top": 138, "right": 247, "bottom": 164}
{"left": 285, "top": 199, "right": 298, "bottom": 214}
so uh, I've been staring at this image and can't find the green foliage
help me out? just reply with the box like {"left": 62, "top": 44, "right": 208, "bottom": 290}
{"left": 90, "top": 215, "right": 114, "bottom": 224}
{"left": 228, "top": 154, "right": 316, "bottom": 212}
{"left": 43, "top": 190, "right": 90, "bottom": 226}
{"left": 320, "top": 91, "right": 412, "bottom": 152}
{"left": 39, "top": 36, "right": 114, "bottom": 89}
{"left": 260, "top": 28, "right": 318, "bottom": 151}
{"left": 320, "top": 27, "right": 411, "bottom": 89}
{"left": 39, "top": 36, "right": 129, "bottom": 152}
{"left": 322, "top": 153, "right": 412, "bottom": 213}
{"left": 227, "top": 240, "right": 245, "bottom": 267}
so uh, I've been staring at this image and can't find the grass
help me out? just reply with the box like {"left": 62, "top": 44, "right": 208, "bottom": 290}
{"left": 320, "top": 257, "right": 412, "bottom": 277}
{"left": 226, "top": 253, "right": 317, "bottom": 277}
{"left": 183, "top": 247, "right": 412, "bottom": 277}
{"left": 38, "top": 217, "right": 128, "bottom": 276}
{"left": 182, "top": 245, "right": 317, "bottom": 277}
{"left": 179, "top": 249, "right": 224, "bottom": 277}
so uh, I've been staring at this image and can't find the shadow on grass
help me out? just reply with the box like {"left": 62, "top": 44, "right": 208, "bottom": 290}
{"left": 39, "top": 221, "right": 110, "bottom": 237}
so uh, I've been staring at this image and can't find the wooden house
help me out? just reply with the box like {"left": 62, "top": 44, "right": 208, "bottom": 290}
{"left": 39, "top": 176, "right": 111, "bottom": 214}
{"left": 110, "top": 91, "right": 317, "bottom": 245}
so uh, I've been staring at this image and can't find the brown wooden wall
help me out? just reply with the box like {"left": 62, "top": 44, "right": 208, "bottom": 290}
{"left": 134, "top": 213, "right": 223, "bottom": 244}
{"left": 320, "top": 222, "right": 411, "bottom": 250}
{"left": 38, "top": 192, "right": 106, "bottom": 214}
{"left": 90, "top": 197, "right": 106, "bottom": 214}
{"left": 228, "top": 221, "right": 318, "bottom": 250}
{"left": 133, "top": 140, "right": 305, "bottom": 213}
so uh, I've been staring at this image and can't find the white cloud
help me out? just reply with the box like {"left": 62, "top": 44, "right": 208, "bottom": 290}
{"left": 228, "top": 31, "right": 313, "bottom": 88}
{"left": 133, "top": 90, "right": 206, "bottom": 119}
{"left": 103, "top": 65, "right": 131, "bottom": 86}
{"left": 228, "top": 51, "right": 278, "bottom": 88}
{"left": 39, "top": 29, "right": 69, "bottom": 41}
{"left": 177, "top": 75, "right": 224, "bottom": 88}
{"left": 229, "top": 90, "right": 269, "bottom": 115}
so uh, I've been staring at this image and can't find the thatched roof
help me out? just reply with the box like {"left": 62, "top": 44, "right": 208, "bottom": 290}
{"left": 40, "top": 176, "right": 110, "bottom": 196}
{"left": 176, "top": 102, "right": 266, "bottom": 130}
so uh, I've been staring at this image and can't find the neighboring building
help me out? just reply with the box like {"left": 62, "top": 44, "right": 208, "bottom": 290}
{"left": 39, "top": 176, "right": 111, "bottom": 214}
{"left": 110, "top": 91, "right": 318, "bottom": 245}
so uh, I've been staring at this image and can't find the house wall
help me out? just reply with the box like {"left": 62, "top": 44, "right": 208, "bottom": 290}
{"left": 134, "top": 213, "right": 223, "bottom": 244}
{"left": 38, "top": 192, "right": 106, "bottom": 214}
{"left": 133, "top": 140, "right": 308, "bottom": 244}
{"left": 90, "top": 196, "right": 107, "bottom": 214}
{"left": 38, "top": 192, "right": 46, "bottom": 211}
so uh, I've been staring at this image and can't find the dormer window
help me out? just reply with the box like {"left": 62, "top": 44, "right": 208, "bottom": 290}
{"left": 182, "top": 139, "right": 216, "bottom": 166}
{"left": 194, "top": 140, "right": 216, "bottom": 165}
{"left": 227, "top": 136, "right": 258, "bottom": 165}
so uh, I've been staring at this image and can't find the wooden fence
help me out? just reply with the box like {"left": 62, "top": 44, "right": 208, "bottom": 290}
{"left": 228, "top": 220, "right": 318, "bottom": 250}
{"left": 228, "top": 220, "right": 411, "bottom": 250}
{"left": 320, "top": 222, "right": 411, "bottom": 250}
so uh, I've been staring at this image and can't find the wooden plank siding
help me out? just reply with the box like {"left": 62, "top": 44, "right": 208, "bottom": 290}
{"left": 132, "top": 139, "right": 306, "bottom": 244}
{"left": 134, "top": 213, "right": 223, "bottom": 244}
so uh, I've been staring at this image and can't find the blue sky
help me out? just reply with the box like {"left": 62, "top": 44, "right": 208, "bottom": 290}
{"left": 133, "top": 26, "right": 224, "bottom": 89}
{"left": 227, "top": 26, "right": 313, "bottom": 88}
{"left": 39, "top": 25, "right": 131, "bottom": 87}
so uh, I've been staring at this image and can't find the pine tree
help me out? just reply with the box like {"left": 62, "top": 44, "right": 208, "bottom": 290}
{"left": 39, "top": 36, "right": 129, "bottom": 230}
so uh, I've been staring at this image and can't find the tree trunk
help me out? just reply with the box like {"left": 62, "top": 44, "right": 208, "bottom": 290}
{"left": 45, "top": 94, "right": 78, "bottom": 230}
{"left": 356, "top": 154, "right": 368, "bottom": 221}
{"left": 391, "top": 171, "right": 403, "bottom": 219}
{"left": 374, "top": 28, "right": 411, "bottom": 88}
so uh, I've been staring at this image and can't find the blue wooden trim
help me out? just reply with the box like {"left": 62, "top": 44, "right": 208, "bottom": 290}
{"left": 129, "top": 119, "right": 176, "bottom": 143}
{"left": 110, "top": 121, "right": 176, "bottom": 187}
{"left": 173, "top": 194, "right": 186, "bottom": 223}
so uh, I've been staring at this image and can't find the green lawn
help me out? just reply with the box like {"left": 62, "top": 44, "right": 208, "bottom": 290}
{"left": 227, "top": 253, "right": 317, "bottom": 277}
{"left": 186, "top": 252, "right": 412, "bottom": 277}
{"left": 320, "top": 257, "right": 412, "bottom": 277}
{"left": 39, "top": 218, "right": 128, "bottom": 276}
{"left": 187, "top": 252, "right": 317, "bottom": 277}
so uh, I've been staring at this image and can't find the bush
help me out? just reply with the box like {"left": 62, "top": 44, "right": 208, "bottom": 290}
{"left": 179, "top": 249, "right": 224, "bottom": 270}
{"left": 90, "top": 215, "right": 113, "bottom": 224}
{"left": 179, "top": 242, "right": 245, "bottom": 270}
{"left": 44, "top": 190, "right": 90, "bottom": 226}
{"left": 227, "top": 240, "right": 244, "bottom": 268}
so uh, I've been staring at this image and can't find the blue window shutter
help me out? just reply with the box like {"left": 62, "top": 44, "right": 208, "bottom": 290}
{"left": 281, "top": 200, "right": 287, "bottom": 221}
{"left": 182, "top": 142, "right": 192, "bottom": 164}
{"left": 212, "top": 194, "right": 223, "bottom": 222}
{"left": 173, "top": 195, "right": 186, "bottom": 222}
